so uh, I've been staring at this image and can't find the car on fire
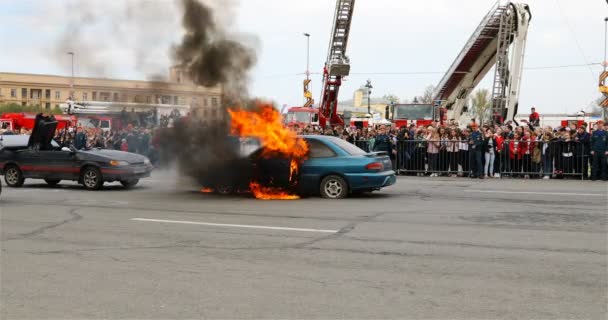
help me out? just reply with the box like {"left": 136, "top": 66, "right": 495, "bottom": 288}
{"left": 0, "top": 117, "right": 153, "bottom": 190}
{"left": 205, "top": 135, "right": 397, "bottom": 199}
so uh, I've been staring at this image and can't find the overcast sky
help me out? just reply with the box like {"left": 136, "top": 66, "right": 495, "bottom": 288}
{"left": 1, "top": 0, "right": 607, "bottom": 114}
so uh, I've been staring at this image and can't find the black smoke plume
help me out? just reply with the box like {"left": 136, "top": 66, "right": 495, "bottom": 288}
{"left": 172, "top": 0, "right": 257, "bottom": 95}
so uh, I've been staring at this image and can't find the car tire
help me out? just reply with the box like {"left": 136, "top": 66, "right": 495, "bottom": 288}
{"left": 4, "top": 165, "right": 25, "bottom": 188}
{"left": 320, "top": 175, "right": 348, "bottom": 199}
{"left": 120, "top": 179, "right": 139, "bottom": 189}
{"left": 216, "top": 184, "right": 234, "bottom": 195}
{"left": 81, "top": 167, "right": 103, "bottom": 191}
{"left": 44, "top": 179, "right": 61, "bottom": 186}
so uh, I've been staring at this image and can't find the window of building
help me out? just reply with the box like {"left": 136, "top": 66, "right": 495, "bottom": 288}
{"left": 212, "top": 97, "right": 218, "bottom": 106}
{"left": 121, "top": 93, "right": 127, "bottom": 102}
{"left": 22, "top": 88, "right": 28, "bottom": 98}
{"left": 211, "top": 109, "right": 218, "bottom": 117}
{"left": 55, "top": 91, "right": 61, "bottom": 99}
{"left": 11, "top": 89, "right": 16, "bottom": 98}
{"left": 178, "top": 97, "right": 185, "bottom": 105}
{"left": 100, "top": 92, "right": 110, "bottom": 101}
{"left": 203, "top": 109, "right": 208, "bottom": 117}
{"left": 31, "top": 90, "right": 40, "bottom": 99}
{"left": 203, "top": 97, "right": 208, "bottom": 106}
{"left": 173, "top": 96, "right": 178, "bottom": 105}
{"left": 161, "top": 96, "right": 171, "bottom": 104}
{"left": 83, "top": 92, "right": 88, "bottom": 101}
{"left": 45, "top": 103, "right": 50, "bottom": 110}
{"left": 146, "top": 96, "right": 152, "bottom": 104}
{"left": 113, "top": 93, "right": 119, "bottom": 102}
{"left": 45, "top": 89, "right": 51, "bottom": 99}
{"left": 92, "top": 91, "right": 97, "bottom": 101}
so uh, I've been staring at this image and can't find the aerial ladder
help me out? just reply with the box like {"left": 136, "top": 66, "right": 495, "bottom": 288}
{"left": 433, "top": 1, "right": 531, "bottom": 124}
{"left": 318, "top": 0, "right": 356, "bottom": 128}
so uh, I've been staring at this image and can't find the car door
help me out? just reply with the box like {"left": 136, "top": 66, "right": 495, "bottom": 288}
{"left": 33, "top": 149, "right": 79, "bottom": 180}
{"left": 298, "top": 139, "right": 340, "bottom": 193}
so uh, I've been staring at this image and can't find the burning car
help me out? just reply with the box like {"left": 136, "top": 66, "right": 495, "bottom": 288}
{"left": 0, "top": 114, "right": 153, "bottom": 190}
{"left": 205, "top": 135, "right": 397, "bottom": 199}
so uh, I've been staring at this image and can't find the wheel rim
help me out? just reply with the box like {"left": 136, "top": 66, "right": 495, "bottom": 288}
{"left": 324, "top": 179, "right": 343, "bottom": 198}
{"left": 217, "top": 185, "right": 233, "bottom": 194}
{"left": 83, "top": 171, "right": 98, "bottom": 188}
{"left": 5, "top": 168, "right": 19, "bottom": 185}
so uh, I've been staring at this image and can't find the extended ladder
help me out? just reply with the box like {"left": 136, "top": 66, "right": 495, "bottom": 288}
{"left": 491, "top": 4, "right": 515, "bottom": 120}
{"left": 319, "top": 0, "right": 355, "bottom": 128}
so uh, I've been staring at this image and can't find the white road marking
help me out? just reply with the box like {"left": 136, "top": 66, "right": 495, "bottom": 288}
{"left": 465, "top": 190, "right": 606, "bottom": 197}
{"left": 131, "top": 218, "right": 338, "bottom": 233}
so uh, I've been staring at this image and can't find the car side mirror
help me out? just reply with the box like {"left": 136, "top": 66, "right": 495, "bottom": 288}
{"left": 62, "top": 146, "right": 76, "bottom": 154}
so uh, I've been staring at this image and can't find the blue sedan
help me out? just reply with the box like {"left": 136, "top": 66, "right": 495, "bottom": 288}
{"left": 297, "top": 135, "right": 396, "bottom": 198}
{"left": 205, "top": 135, "right": 396, "bottom": 199}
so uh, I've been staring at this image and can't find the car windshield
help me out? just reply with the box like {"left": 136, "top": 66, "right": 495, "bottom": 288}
{"left": 286, "top": 111, "right": 311, "bottom": 123}
{"left": 324, "top": 136, "right": 367, "bottom": 156}
{"left": 394, "top": 104, "right": 433, "bottom": 120}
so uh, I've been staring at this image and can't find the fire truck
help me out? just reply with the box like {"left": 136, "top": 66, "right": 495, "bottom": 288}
{"left": 60, "top": 101, "right": 191, "bottom": 131}
{"left": 0, "top": 112, "right": 76, "bottom": 132}
{"left": 284, "top": 0, "right": 356, "bottom": 128}
{"left": 391, "top": 104, "right": 437, "bottom": 128}
{"left": 283, "top": 107, "right": 319, "bottom": 128}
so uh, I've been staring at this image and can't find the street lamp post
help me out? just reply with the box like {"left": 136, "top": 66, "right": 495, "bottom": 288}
{"left": 604, "top": 17, "right": 608, "bottom": 72}
{"left": 304, "top": 33, "right": 310, "bottom": 80}
{"left": 67, "top": 52, "right": 74, "bottom": 100}
{"left": 365, "top": 79, "right": 373, "bottom": 115}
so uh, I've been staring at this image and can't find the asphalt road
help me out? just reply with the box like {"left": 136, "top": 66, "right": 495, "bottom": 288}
{"left": 1, "top": 171, "right": 607, "bottom": 319}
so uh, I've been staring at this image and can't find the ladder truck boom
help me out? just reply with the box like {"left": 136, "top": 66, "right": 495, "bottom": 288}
{"left": 319, "top": 0, "right": 356, "bottom": 128}
{"left": 433, "top": 2, "right": 531, "bottom": 124}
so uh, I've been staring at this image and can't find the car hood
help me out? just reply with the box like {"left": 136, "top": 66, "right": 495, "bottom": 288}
{"left": 79, "top": 149, "right": 147, "bottom": 163}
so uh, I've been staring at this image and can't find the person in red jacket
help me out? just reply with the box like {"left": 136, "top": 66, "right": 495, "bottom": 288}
{"left": 520, "top": 131, "right": 536, "bottom": 178}
{"left": 120, "top": 138, "right": 129, "bottom": 152}
{"left": 509, "top": 132, "right": 525, "bottom": 177}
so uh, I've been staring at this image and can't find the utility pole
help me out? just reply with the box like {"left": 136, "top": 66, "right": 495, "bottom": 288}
{"left": 303, "top": 33, "right": 314, "bottom": 108}
{"left": 365, "top": 79, "right": 373, "bottom": 115}
{"left": 67, "top": 52, "right": 74, "bottom": 101}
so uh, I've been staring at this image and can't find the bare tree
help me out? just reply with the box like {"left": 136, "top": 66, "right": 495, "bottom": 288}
{"left": 418, "top": 85, "right": 435, "bottom": 104}
{"left": 470, "top": 89, "right": 492, "bottom": 125}
{"left": 382, "top": 94, "right": 400, "bottom": 104}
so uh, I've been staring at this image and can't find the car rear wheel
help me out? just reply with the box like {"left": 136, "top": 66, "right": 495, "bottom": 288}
{"left": 216, "top": 184, "right": 234, "bottom": 195}
{"left": 81, "top": 167, "right": 103, "bottom": 190}
{"left": 4, "top": 165, "right": 25, "bottom": 188}
{"left": 120, "top": 179, "right": 139, "bottom": 189}
{"left": 44, "top": 179, "right": 61, "bottom": 186}
{"left": 320, "top": 175, "right": 348, "bottom": 199}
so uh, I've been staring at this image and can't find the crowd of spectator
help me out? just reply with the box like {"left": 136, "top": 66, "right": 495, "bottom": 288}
{"left": 293, "top": 117, "right": 608, "bottom": 181}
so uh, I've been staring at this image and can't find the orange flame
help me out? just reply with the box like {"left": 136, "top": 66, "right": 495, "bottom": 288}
{"left": 228, "top": 103, "right": 309, "bottom": 200}
{"left": 201, "top": 188, "right": 214, "bottom": 193}
{"left": 249, "top": 183, "right": 300, "bottom": 200}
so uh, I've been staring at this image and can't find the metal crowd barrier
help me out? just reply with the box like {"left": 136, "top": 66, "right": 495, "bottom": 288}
{"left": 352, "top": 139, "right": 589, "bottom": 180}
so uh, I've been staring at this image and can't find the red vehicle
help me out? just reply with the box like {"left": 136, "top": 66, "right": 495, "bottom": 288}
{"left": 0, "top": 113, "right": 76, "bottom": 133}
{"left": 284, "top": 107, "right": 319, "bottom": 128}
{"left": 391, "top": 104, "right": 436, "bottom": 128}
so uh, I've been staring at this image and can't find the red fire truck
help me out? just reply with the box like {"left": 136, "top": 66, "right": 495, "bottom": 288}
{"left": 283, "top": 107, "right": 319, "bottom": 128}
{"left": 0, "top": 113, "right": 76, "bottom": 132}
{"left": 391, "top": 104, "right": 436, "bottom": 128}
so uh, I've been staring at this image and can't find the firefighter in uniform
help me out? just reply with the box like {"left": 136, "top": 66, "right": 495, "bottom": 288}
{"left": 590, "top": 120, "right": 608, "bottom": 181}
{"left": 373, "top": 125, "right": 395, "bottom": 165}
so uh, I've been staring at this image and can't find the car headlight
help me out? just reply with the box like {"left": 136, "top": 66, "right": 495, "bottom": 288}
{"left": 109, "top": 160, "right": 129, "bottom": 166}
{"left": 143, "top": 158, "right": 151, "bottom": 165}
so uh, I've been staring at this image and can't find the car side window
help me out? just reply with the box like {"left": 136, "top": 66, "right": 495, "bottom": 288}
{"left": 306, "top": 139, "right": 337, "bottom": 158}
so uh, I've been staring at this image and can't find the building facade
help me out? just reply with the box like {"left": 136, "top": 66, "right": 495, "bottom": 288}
{"left": 0, "top": 70, "right": 224, "bottom": 123}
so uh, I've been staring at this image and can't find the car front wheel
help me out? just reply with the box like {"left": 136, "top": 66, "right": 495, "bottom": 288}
{"left": 320, "top": 175, "right": 348, "bottom": 199}
{"left": 120, "top": 179, "right": 139, "bottom": 189}
{"left": 4, "top": 165, "right": 25, "bottom": 188}
{"left": 81, "top": 167, "right": 103, "bottom": 190}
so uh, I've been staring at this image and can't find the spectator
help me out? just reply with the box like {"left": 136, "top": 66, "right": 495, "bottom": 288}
{"left": 540, "top": 128, "right": 554, "bottom": 179}
{"left": 120, "top": 138, "right": 129, "bottom": 152}
{"left": 529, "top": 107, "right": 540, "bottom": 127}
{"left": 446, "top": 128, "right": 460, "bottom": 177}
{"left": 509, "top": 132, "right": 524, "bottom": 177}
{"left": 483, "top": 129, "right": 497, "bottom": 178}
{"left": 459, "top": 129, "right": 470, "bottom": 177}
{"left": 574, "top": 126, "right": 590, "bottom": 179}
{"left": 590, "top": 120, "right": 608, "bottom": 181}
{"left": 373, "top": 125, "right": 394, "bottom": 162}
{"left": 426, "top": 128, "right": 441, "bottom": 177}
{"left": 74, "top": 127, "right": 87, "bottom": 150}
{"left": 468, "top": 123, "right": 484, "bottom": 179}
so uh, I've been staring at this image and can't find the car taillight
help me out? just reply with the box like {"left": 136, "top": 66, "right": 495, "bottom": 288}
{"left": 365, "top": 162, "right": 384, "bottom": 171}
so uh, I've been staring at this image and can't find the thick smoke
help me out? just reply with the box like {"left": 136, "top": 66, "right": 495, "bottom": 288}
{"left": 172, "top": 0, "right": 257, "bottom": 95}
